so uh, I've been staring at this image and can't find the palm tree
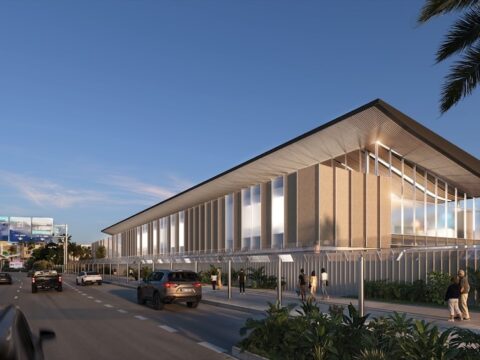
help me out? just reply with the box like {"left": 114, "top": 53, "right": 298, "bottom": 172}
{"left": 418, "top": 0, "right": 480, "bottom": 113}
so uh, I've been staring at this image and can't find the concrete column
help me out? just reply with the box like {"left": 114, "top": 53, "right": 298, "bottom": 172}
{"left": 277, "top": 260, "right": 282, "bottom": 306}
{"left": 358, "top": 255, "right": 364, "bottom": 317}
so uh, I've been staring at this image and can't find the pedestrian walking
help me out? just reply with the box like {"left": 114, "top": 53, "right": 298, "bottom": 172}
{"left": 238, "top": 268, "right": 246, "bottom": 294}
{"left": 211, "top": 272, "right": 218, "bottom": 290}
{"left": 445, "top": 276, "right": 463, "bottom": 322}
{"left": 298, "top": 268, "right": 307, "bottom": 301}
{"left": 458, "top": 269, "right": 471, "bottom": 320}
{"left": 309, "top": 270, "right": 318, "bottom": 300}
{"left": 320, "top": 268, "right": 329, "bottom": 299}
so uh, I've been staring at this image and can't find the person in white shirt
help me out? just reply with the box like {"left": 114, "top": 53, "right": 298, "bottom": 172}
{"left": 320, "top": 268, "right": 329, "bottom": 299}
{"left": 211, "top": 273, "right": 218, "bottom": 290}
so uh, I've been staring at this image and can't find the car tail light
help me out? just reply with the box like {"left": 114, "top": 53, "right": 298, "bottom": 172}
{"left": 193, "top": 282, "right": 201, "bottom": 288}
{"left": 164, "top": 282, "right": 178, "bottom": 288}
{"left": 32, "top": 277, "right": 35, "bottom": 284}
{"left": 58, "top": 276, "right": 62, "bottom": 283}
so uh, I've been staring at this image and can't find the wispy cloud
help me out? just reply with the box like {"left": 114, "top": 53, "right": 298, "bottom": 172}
{"left": 0, "top": 172, "right": 111, "bottom": 208}
{"left": 103, "top": 175, "right": 177, "bottom": 200}
{"left": 0, "top": 170, "right": 193, "bottom": 210}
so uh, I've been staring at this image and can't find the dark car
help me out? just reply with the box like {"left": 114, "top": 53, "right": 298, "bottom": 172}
{"left": 0, "top": 273, "right": 12, "bottom": 285}
{"left": 0, "top": 304, "right": 55, "bottom": 360}
{"left": 137, "top": 270, "right": 202, "bottom": 310}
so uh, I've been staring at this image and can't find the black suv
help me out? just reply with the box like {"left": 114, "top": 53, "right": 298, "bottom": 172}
{"left": 137, "top": 270, "right": 202, "bottom": 310}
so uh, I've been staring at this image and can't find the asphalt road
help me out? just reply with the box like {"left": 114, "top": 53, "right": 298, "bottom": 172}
{"left": 0, "top": 272, "right": 257, "bottom": 360}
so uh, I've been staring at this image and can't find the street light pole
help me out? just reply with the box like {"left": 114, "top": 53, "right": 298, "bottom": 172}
{"left": 63, "top": 224, "right": 68, "bottom": 273}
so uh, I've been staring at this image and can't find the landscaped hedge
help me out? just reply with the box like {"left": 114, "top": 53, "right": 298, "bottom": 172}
{"left": 365, "top": 271, "right": 451, "bottom": 304}
{"left": 238, "top": 300, "right": 480, "bottom": 359}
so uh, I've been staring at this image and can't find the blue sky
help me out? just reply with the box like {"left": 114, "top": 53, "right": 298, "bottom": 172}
{"left": 0, "top": 1, "right": 478, "bottom": 244}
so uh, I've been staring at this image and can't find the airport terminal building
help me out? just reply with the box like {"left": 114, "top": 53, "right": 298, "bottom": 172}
{"left": 94, "top": 100, "right": 480, "bottom": 292}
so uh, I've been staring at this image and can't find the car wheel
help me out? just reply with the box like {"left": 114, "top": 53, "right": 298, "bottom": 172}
{"left": 32, "top": 286, "right": 37, "bottom": 293}
{"left": 152, "top": 292, "right": 164, "bottom": 310}
{"left": 137, "top": 288, "right": 145, "bottom": 305}
{"left": 187, "top": 301, "right": 199, "bottom": 308}
{"left": 76, "top": 279, "right": 79, "bottom": 285}
{"left": 97, "top": 281, "right": 102, "bottom": 285}
{"left": 56, "top": 286, "right": 63, "bottom": 292}
{"left": 82, "top": 279, "right": 85, "bottom": 286}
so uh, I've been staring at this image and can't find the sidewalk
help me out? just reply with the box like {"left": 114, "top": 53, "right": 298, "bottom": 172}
{"left": 202, "top": 286, "right": 480, "bottom": 332}
{"left": 98, "top": 275, "right": 480, "bottom": 332}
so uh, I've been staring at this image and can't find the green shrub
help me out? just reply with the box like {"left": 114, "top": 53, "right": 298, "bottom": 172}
{"left": 364, "top": 272, "right": 451, "bottom": 305}
{"left": 238, "top": 301, "right": 480, "bottom": 359}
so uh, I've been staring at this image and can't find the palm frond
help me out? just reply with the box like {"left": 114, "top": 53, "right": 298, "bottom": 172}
{"left": 436, "top": 7, "right": 480, "bottom": 62}
{"left": 418, "top": 0, "right": 479, "bottom": 23}
{"left": 440, "top": 43, "right": 480, "bottom": 112}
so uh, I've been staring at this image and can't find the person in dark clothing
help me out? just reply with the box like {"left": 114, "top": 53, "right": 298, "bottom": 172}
{"left": 238, "top": 268, "right": 246, "bottom": 294}
{"left": 445, "top": 276, "right": 462, "bottom": 322}
{"left": 298, "top": 268, "right": 307, "bottom": 301}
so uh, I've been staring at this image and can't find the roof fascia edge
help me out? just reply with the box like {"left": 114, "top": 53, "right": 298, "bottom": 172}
{"left": 374, "top": 100, "right": 480, "bottom": 179}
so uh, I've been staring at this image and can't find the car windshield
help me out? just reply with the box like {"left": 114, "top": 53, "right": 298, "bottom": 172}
{"left": 167, "top": 272, "right": 199, "bottom": 282}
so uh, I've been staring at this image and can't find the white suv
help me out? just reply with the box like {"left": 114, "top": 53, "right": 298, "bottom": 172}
{"left": 76, "top": 271, "right": 102, "bottom": 286}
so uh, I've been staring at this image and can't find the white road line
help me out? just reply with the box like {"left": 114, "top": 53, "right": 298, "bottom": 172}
{"left": 117, "top": 309, "right": 127, "bottom": 314}
{"left": 197, "top": 342, "right": 226, "bottom": 354}
{"left": 104, "top": 304, "right": 113, "bottom": 308}
{"left": 17, "top": 290, "right": 20, "bottom": 293}
{"left": 88, "top": 296, "right": 94, "bottom": 299}
{"left": 134, "top": 315, "right": 148, "bottom": 321}
{"left": 14, "top": 296, "right": 18, "bottom": 300}
{"left": 82, "top": 293, "right": 87, "bottom": 296}
{"left": 95, "top": 300, "right": 102, "bottom": 303}
{"left": 158, "top": 325, "right": 177, "bottom": 333}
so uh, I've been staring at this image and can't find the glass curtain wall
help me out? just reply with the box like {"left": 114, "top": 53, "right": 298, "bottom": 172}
{"left": 142, "top": 224, "right": 148, "bottom": 255}
{"left": 152, "top": 220, "right": 158, "bottom": 255}
{"left": 272, "top": 176, "right": 284, "bottom": 249}
{"left": 170, "top": 215, "right": 176, "bottom": 253}
{"left": 159, "top": 217, "right": 168, "bottom": 254}
{"left": 241, "top": 184, "right": 261, "bottom": 250}
{"left": 225, "top": 194, "right": 233, "bottom": 251}
{"left": 179, "top": 211, "right": 185, "bottom": 253}
{"left": 136, "top": 227, "right": 141, "bottom": 256}
{"left": 369, "top": 145, "right": 479, "bottom": 240}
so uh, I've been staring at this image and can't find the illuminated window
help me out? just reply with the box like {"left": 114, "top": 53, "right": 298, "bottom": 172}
{"left": 272, "top": 176, "right": 284, "bottom": 249}
{"left": 225, "top": 194, "right": 233, "bottom": 251}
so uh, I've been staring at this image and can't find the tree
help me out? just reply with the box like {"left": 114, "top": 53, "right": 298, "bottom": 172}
{"left": 95, "top": 245, "right": 106, "bottom": 259}
{"left": 8, "top": 245, "right": 17, "bottom": 255}
{"left": 418, "top": 0, "right": 480, "bottom": 113}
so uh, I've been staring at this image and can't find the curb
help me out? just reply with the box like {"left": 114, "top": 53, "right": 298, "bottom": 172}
{"left": 201, "top": 299, "right": 265, "bottom": 315}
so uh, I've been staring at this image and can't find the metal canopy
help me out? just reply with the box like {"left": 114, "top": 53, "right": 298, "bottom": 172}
{"left": 103, "top": 99, "right": 480, "bottom": 235}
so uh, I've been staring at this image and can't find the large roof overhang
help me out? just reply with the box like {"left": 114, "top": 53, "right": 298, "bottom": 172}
{"left": 103, "top": 99, "right": 480, "bottom": 235}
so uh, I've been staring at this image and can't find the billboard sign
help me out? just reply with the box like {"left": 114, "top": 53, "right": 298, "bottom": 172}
{"left": 0, "top": 216, "right": 8, "bottom": 241}
{"left": 31, "top": 217, "right": 53, "bottom": 242}
{"left": 9, "top": 217, "right": 31, "bottom": 242}
{"left": 9, "top": 260, "right": 24, "bottom": 269}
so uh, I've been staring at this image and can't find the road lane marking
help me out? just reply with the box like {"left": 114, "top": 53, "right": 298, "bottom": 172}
{"left": 158, "top": 325, "right": 177, "bottom": 333}
{"left": 88, "top": 296, "right": 94, "bottom": 299}
{"left": 197, "top": 342, "right": 226, "bottom": 354}
{"left": 117, "top": 309, "right": 127, "bottom": 314}
{"left": 134, "top": 315, "right": 148, "bottom": 320}
{"left": 95, "top": 300, "right": 102, "bottom": 303}
{"left": 17, "top": 290, "right": 20, "bottom": 293}
{"left": 104, "top": 304, "right": 113, "bottom": 308}
{"left": 14, "top": 296, "right": 18, "bottom": 300}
